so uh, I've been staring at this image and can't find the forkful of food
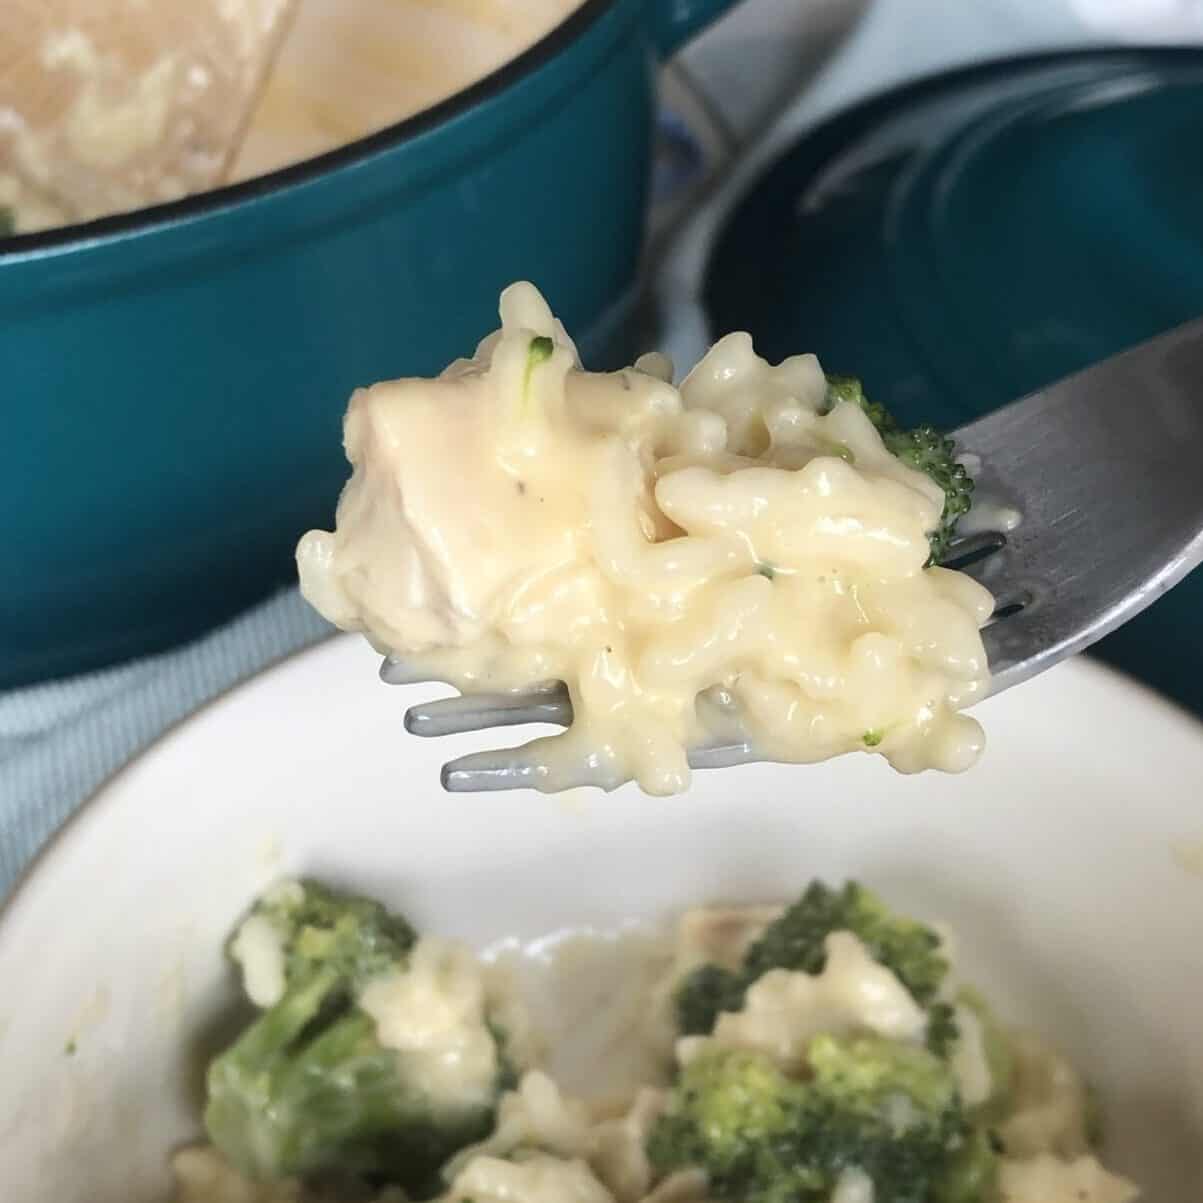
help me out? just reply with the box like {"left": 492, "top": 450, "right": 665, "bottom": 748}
{"left": 295, "top": 283, "right": 1203, "bottom": 795}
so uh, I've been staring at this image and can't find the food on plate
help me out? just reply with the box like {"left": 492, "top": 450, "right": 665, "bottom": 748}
{"left": 176, "top": 877, "right": 1136, "bottom": 1203}
{"left": 297, "top": 283, "right": 994, "bottom": 794}
{"left": 203, "top": 880, "right": 528, "bottom": 1192}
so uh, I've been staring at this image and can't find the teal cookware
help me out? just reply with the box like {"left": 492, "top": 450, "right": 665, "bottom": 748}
{"left": 1, "top": 0, "right": 738, "bottom": 688}
{"left": 704, "top": 48, "right": 1203, "bottom": 716}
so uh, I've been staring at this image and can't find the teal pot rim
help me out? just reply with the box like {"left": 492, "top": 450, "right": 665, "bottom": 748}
{"left": 0, "top": 0, "right": 626, "bottom": 265}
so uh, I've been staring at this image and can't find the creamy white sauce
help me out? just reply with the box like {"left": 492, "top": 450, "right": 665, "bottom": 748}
{"left": 444, "top": 1070, "right": 667, "bottom": 1203}
{"left": 589, "top": 1089, "right": 668, "bottom": 1203}
{"left": 830, "top": 1168, "right": 876, "bottom": 1203}
{"left": 956, "top": 498, "right": 1023, "bottom": 537}
{"left": 676, "top": 932, "right": 928, "bottom": 1073}
{"left": 445, "top": 1070, "right": 596, "bottom": 1171}
{"left": 42, "top": 32, "right": 178, "bottom": 172}
{"left": 359, "top": 936, "right": 502, "bottom": 1109}
{"left": 951, "top": 455, "right": 1022, "bottom": 547}
{"left": 998, "top": 1030, "right": 1099, "bottom": 1159}
{"left": 228, "top": 913, "right": 289, "bottom": 1009}
{"left": 446, "top": 1152, "right": 615, "bottom": 1203}
{"left": 298, "top": 283, "right": 994, "bottom": 795}
{"left": 3, "top": 0, "right": 583, "bottom": 234}
{"left": 996, "top": 1154, "right": 1138, "bottom": 1203}
{"left": 1, "top": 5, "right": 273, "bottom": 233}
{"left": 228, "top": 0, "right": 583, "bottom": 184}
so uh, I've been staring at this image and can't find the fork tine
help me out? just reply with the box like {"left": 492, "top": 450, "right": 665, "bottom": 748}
{"left": 441, "top": 750, "right": 555, "bottom": 792}
{"left": 379, "top": 657, "right": 439, "bottom": 685}
{"left": 406, "top": 687, "right": 572, "bottom": 736}
{"left": 686, "top": 741, "right": 761, "bottom": 771}
{"left": 441, "top": 738, "right": 762, "bottom": 792}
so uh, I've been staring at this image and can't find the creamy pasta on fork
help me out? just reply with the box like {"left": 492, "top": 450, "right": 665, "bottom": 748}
{"left": 297, "top": 284, "right": 993, "bottom": 795}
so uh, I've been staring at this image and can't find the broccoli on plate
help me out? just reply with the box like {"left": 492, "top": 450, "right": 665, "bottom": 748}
{"left": 204, "top": 880, "right": 515, "bottom": 1194}
{"left": 673, "top": 881, "right": 956, "bottom": 1055}
{"left": 648, "top": 1039, "right": 996, "bottom": 1203}
{"left": 184, "top": 877, "right": 1132, "bottom": 1203}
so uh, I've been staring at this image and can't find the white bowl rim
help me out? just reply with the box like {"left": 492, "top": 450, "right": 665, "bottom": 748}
{"left": 4, "top": 638, "right": 1202, "bottom": 938}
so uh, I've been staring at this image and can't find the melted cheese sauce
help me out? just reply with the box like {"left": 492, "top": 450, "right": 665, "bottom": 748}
{"left": 2, "top": 0, "right": 583, "bottom": 234}
{"left": 228, "top": 0, "right": 582, "bottom": 184}
{"left": 446, "top": 1153, "right": 615, "bottom": 1203}
{"left": 298, "top": 283, "right": 994, "bottom": 795}
{"left": 677, "top": 932, "right": 929, "bottom": 1072}
{"left": 359, "top": 937, "right": 504, "bottom": 1109}
{"left": 228, "top": 913, "right": 289, "bottom": 1009}
{"left": 996, "top": 1155, "right": 1139, "bottom": 1203}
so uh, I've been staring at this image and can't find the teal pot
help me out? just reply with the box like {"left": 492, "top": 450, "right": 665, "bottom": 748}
{"left": 1, "top": 0, "right": 736, "bottom": 688}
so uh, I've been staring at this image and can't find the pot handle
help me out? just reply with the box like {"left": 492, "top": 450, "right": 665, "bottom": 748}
{"left": 651, "top": 0, "right": 742, "bottom": 57}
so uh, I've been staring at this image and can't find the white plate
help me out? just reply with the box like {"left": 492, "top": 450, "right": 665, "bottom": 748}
{"left": 1, "top": 636, "right": 1202, "bottom": 1201}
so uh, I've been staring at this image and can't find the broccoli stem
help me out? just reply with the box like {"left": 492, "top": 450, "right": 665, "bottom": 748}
{"left": 221, "top": 963, "right": 344, "bottom": 1067}
{"left": 204, "top": 881, "right": 507, "bottom": 1192}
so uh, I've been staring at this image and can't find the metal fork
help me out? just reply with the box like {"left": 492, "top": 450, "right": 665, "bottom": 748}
{"left": 382, "top": 317, "right": 1203, "bottom": 792}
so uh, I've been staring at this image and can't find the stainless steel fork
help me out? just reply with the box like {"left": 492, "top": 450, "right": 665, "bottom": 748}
{"left": 382, "top": 317, "right": 1203, "bottom": 792}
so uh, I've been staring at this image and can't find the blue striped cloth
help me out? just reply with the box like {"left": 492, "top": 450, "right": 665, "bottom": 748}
{"left": 0, "top": 589, "right": 331, "bottom": 899}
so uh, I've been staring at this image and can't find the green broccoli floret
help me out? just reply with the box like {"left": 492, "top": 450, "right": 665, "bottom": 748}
{"left": 204, "top": 880, "right": 504, "bottom": 1194}
{"left": 743, "top": 882, "right": 950, "bottom": 1004}
{"left": 674, "top": 881, "right": 953, "bottom": 1046}
{"left": 824, "top": 375, "right": 974, "bottom": 561}
{"left": 805, "top": 1035, "right": 968, "bottom": 1198}
{"left": 649, "top": 1040, "right": 996, "bottom": 1203}
{"left": 925, "top": 1002, "right": 961, "bottom": 1061}
{"left": 825, "top": 375, "right": 895, "bottom": 433}
{"left": 673, "top": 963, "right": 745, "bottom": 1037}
{"left": 235, "top": 877, "right": 417, "bottom": 989}
{"left": 648, "top": 1049, "right": 824, "bottom": 1202}
{"left": 882, "top": 427, "right": 975, "bottom": 561}
{"left": 934, "top": 1125, "right": 1002, "bottom": 1203}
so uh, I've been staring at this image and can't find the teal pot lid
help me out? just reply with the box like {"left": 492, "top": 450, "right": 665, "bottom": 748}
{"left": 704, "top": 48, "right": 1203, "bottom": 713}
